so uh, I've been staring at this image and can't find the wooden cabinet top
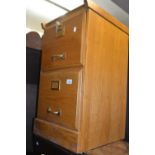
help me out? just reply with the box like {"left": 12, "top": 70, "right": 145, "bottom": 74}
{"left": 42, "top": 0, "right": 128, "bottom": 35}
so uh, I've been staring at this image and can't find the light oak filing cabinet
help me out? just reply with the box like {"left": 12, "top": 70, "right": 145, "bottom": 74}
{"left": 34, "top": 0, "right": 129, "bottom": 153}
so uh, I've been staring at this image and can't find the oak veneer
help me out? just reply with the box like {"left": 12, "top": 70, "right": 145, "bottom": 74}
{"left": 34, "top": 118, "right": 78, "bottom": 152}
{"left": 87, "top": 141, "right": 129, "bottom": 155}
{"left": 78, "top": 10, "right": 128, "bottom": 152}
{"left": 41, "top": 9, "right": 86, "bottom": 71}
{"left": 34, "top": 0, "right": 128, "bottom": 153}
{"left": 86, "top": 0, "right": 128, "bottom": 34}
{"left": 37, "top": 68, "right": 82, "bottom": 130}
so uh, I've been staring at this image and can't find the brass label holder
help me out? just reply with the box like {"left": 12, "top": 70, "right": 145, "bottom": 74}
{"left": 51, "top": 80, "right": 60, "bottom": 90}
{"left": 56, "top": 21, "right": 65, "bottom": 37}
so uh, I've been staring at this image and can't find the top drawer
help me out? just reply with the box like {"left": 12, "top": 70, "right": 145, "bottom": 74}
{"left": 41, "top": 12, "right": 85, "bottom": 71}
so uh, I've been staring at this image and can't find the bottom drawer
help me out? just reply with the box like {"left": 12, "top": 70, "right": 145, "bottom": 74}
{"left": 33, "top": 118, "right": 78, "bottom": 152}
{"left": 37, "top": 68, "right": 82, "bottom": 130}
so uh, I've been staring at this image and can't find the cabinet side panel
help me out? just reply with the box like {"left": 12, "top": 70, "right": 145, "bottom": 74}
{"left": 81, "top": 10, "right": 128, "bottom": 151}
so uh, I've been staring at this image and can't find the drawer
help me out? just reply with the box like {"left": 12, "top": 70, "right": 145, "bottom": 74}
{"left": 41, "top": 12, "right": 85, "bottom": 71}
{"left": 34, "top": 118, "right": 78, "bottom": 153}
{"left": 37, "top": 68, "right": 82, "bottom": 130}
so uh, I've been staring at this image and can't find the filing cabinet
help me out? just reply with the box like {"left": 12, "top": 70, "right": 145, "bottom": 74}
{"left": 34, "top": 0, "right": 129, "bottom": 153}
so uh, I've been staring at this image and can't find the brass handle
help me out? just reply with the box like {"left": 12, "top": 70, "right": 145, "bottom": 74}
{"left": 51, "top": 53, "right": 65, "bottom": 61}
{"left": 47, "top": 107, "right": 52, "bottom": 113}
{"left": 47, "top": 107, "right": 61, "bottom": 116}
{"left": 53, "top": 109, "right": 61, "bottom": 116}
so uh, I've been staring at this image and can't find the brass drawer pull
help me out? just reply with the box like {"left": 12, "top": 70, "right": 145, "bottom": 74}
{"left": 47, "top": 107, "right": 61, "bottom": 116}
{"left": 47, "top": 107, "right": 52, "bottom": 113}
{"left": 51, "top": 53, "right": 65, "bottom": 61}
{"left": 53, "top": 109, "right": 61, "bottom": 116}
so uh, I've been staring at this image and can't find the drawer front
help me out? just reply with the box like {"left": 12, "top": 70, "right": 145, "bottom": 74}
{"left": 37, "top": 69, "right": 82, "bottom": 130}
{"left": 41, "top": 12, "right": 85, "bottom": 71}
{"left": 34, "top": 118, "right": 78, "bottom": 153}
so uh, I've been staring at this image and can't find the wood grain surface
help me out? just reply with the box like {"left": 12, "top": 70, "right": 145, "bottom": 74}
{"left": 86, "top": 0, "right": 128, "bottom": 34}
{"left": 34, "top": 118, "right": 79, "bottom": 152}
{"left": 78, "top": 9, "right": 128, "bottom": 152}
{"left": 37, "top": 68, "right": 82, "bottom": 130}
{"left": 41, "top": 9, "right": 86, "bottom": 71}
{"left": 87, "top": 141, "right": 129, "bottom": 155}
{"left": 34, "top": 3, "right": 129, "bottom": 153}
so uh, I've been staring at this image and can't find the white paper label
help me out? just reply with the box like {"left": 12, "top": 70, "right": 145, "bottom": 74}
{"left": 66, "top": 79, "right": 72, "bottom": 85}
